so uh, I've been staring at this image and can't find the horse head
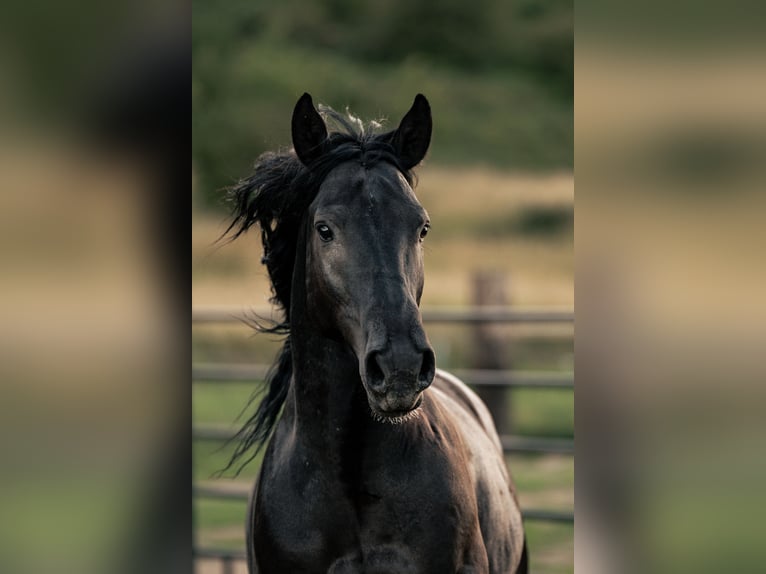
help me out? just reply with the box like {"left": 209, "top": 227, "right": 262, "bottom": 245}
{"left": 292, "top": 93, "right": 436, "bottom": 422}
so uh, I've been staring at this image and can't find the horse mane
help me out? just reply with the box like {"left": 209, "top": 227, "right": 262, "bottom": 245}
{"left": 219, "top": 106, "right": 415, "bottom": 475}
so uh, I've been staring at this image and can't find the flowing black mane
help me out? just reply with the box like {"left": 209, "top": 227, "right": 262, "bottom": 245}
{"left": 221, "top": 107, "right": 416, "bottom": 474}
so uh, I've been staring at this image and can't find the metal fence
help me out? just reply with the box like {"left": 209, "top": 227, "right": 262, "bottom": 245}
{"left": 193, "top": 306, "right": 574, "bottom": 572}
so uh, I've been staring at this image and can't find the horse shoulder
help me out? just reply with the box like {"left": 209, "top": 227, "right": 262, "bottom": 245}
{"left": 429, "top": 369, "right": 526, "bottom": 573}
{"left": 432, "top": 369, "right": 503, "bottom": 452}
{"left": 249, "top": 423, "right": 357, "bottom": 571}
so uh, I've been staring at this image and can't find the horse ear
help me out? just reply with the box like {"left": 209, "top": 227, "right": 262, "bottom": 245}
{"left": 291, "top": 93, "right": 328, "bottom": 166}
{"left": 392, "top": 94, "right": 432, "bottom": 170}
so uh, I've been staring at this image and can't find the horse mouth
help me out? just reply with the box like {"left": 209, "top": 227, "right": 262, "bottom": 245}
{"left": 369, "top": 396, "right": 423, "bottom": 425}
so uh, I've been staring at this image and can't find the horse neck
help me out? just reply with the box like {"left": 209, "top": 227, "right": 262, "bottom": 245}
{"left": 283, "top": 224, "right": 369, "bottom": 452}
{"left": 289, "top": 327, "right": 367, "bottom": 439}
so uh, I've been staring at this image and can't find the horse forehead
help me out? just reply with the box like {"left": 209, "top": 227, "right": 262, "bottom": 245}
{"left": 317, "top": 162, "right": 418, "bottom": 210}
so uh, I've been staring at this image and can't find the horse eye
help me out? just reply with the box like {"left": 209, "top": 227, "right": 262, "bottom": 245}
{"left": 419, "top": 223, "right": 430, "bottom": 240}
{"left": 315, "top": 223, "right": 334, "bottom": 242}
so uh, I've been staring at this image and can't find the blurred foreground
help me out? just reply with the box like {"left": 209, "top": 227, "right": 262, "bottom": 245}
{"left": 0, "top": 2, "right": 189, "bottom": 573}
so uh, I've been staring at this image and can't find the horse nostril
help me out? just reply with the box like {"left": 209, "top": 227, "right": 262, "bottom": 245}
{"left": 365, "top": 351, "right": 386, "bottom": 392}
{"left": 418, "top": 349, "right": 435, "bottom": 390}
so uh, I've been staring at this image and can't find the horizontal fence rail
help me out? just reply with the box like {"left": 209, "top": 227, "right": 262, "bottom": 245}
{"left": 193, "top": 424, "right": 574, "bottom": 455}
{"left": 193, "top": 306, "right": 574, "bottom": 325}
{"left": 193, "top": 483, "right": 574, "bottom": 523}
{"left": 193, "top": 547, "right": 246, "bottom": 574}
{"left": 193, "top": 305, "right": 574, "bottom": 566}
{"left": 193, "top": 363, "right": 573, "bottom": 389}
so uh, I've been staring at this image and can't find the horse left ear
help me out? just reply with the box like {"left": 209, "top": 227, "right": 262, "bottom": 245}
{"left": 292, "top": 93, "right": 328, "bottom": 166}
{"left": 392, "top": 94, "right": 432, "bottom": 170}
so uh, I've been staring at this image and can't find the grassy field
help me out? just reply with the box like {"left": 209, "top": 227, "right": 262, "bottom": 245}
{"left": 193, "top": 166, "right": 573, "bottom": 572}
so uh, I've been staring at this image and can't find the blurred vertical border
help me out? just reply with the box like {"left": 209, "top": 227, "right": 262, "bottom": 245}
{"left": 0, "top": 1, "right": 190, "bottom": 573}
{"left": 577, "top": 1, "right": 766, "bottom": 572}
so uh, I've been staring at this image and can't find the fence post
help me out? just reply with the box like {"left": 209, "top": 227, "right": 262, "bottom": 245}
{"left": 471, "top": 271, "right": 512, "bottom": 435}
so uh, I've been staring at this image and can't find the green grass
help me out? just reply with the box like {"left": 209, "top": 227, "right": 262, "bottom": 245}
{"left": 512, "top": 388, "right": 574, "bottom": 438}
{"left": 193, "top": 382, "right": 257, "bottom": 424}
{"left": 524, "top": 522, "right": 574, "bottom": 574}
{"left": 196, "top": 498, "right": 249, "bottom": 530}
{"left": 509, "top": 454, "right": 574, "bottom": 495}
{"left": 194, "top": 499, "right": 249, "bottom": 550}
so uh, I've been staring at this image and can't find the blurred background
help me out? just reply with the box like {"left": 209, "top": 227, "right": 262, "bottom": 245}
{"left": 192, "top": 0, "right": 573, "bottom": 573}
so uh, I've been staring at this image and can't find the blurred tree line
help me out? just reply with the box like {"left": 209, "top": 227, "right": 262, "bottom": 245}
{"left": 193, "top": 0, "right": 572, "bottom": 208}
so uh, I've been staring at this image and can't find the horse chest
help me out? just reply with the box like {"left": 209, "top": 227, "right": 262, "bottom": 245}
{"left": 253, "top": 456, "right": 356, "bottom": 567}
{"left": 253, "top": 436, "right": 480, "bottom": 573}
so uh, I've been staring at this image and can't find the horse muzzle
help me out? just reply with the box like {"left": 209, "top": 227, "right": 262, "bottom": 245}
{"left": 361, "top": 343, "right": 435, "bottom": 420}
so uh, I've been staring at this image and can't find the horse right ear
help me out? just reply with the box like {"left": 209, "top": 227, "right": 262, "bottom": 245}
{"left": 292, "top": 93, "right": 328, "bottom": 166}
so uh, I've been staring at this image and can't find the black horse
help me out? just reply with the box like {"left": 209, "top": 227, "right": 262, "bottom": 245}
{"left": 224, "top": 93, "right": 527, "bottom": 573}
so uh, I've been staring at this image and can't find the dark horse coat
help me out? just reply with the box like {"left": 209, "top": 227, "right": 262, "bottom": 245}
{"left": 225, "top": 93, "right": 527, "bottom": 573}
